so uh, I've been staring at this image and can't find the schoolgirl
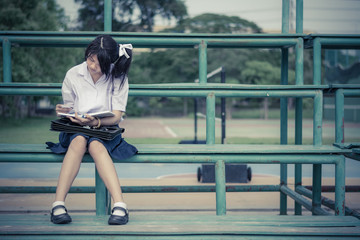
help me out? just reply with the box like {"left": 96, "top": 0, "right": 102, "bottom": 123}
{"left": 47, "top": 35, "right": 137, "bottom": 225}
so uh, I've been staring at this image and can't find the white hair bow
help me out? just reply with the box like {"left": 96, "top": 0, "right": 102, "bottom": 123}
{"left": 119, "top": 44, "right": 133, "bottom": 59}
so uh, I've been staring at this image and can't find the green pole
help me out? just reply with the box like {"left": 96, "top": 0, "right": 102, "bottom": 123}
{"left": 335, "top": 157, "right": 346, "bottom": 216}
{"left": 215, "top": 160, "right": 226, "bottom": 215}
{"left": 296, "top": 0, "right": 303, "bottom": 33}
{"left": 295, "top": 38, "right": 304, "bottom": 85}
{"left": 282, "top": 0, "right": 290, "bottom": 33}
{"left": 312, "top": 91, "right": 323, "bottom": 214}
{"left": 206, "top": 93, "right": 216, "bottom": 145}
{"left": 335, "top": 89, "right": 344, "bottom": 143}
{"left": 294, "top": 33, "right": 304, "bottom": 215}
{"left": 199, "top": 40, "right": 207, "bottom": 85}
{"left": 312, "top": 164, "right": 322, "bottom": 215}
{"left": 313, "top": 91, "right": 323, "bottom": 146}
{"left": 313, "top": 38, "right": 322, "bottom": 85}
{"left": 95, "top": 169, "right": 109, "bottom": 215}
{"left": 280, "top": 49, "right": 288, "bottom": 215}
{"left": 104, "top": 0, "right": 112, "bottom": 31}
{"left": 2, "top": 38, "right": 12, "bottom": 83}
{"left": 280, "top": 0, "right": 290, "bottom": 216}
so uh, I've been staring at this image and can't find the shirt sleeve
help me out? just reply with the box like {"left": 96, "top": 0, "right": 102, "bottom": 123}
{"left": 61, "top": 73, "right": 76, "bottom": 109}
{"left": 112, "top": 76, "right": 129, "bottom": 112}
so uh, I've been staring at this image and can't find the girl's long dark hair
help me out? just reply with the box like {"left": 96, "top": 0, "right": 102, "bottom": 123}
{"left": 85, "top": 35, "right": 132, "bottom": 87}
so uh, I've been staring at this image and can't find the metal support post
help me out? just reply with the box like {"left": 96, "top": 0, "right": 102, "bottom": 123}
{"left": 335, "top": 157, "right": 346, "bottom": 216}
{"left": 296, "top": 0, "right": 303, "bottom": 33}
{"left": 312, "top": 164, "right": 322, "bottom": 215}
{"left": 194, "top": 98, "right": 198, "bottom": 142}
{"left": 280, "top": 0, "right": 289, "bottom": 215}
{"left": 282, "top": 0, "right": 290, "bottom": 33}
{"left": 335, "top": 89, "right": 345, "bottom": 143}
{"left": 2, "top": 38, "right": 12, "bottom": 83}
{"left": 221, "top": 67, "right": 226, "bottom": 144}
{"left": 294, "top": 163, "right": 302, "bottom": 215}
{"left": 206, "top": 93, "right": 216, "bottom": 145}
{"left": 215, "top": 160, "right": 226, "bottom": 215}
{"left": 312, "top": 91, "right": 323, "bottom": 215}
{"left": 313, "top": 91, "right": 324, "bottom": 219}
{"left": 313, "top": 38, "right": 322, "bottom": 85}
{"left": 295, "top": 37, "right": 304, "bottom": 215}
{"left": 95, "top": 168, "right": 110, "bottom": 215}
{"left": 313, "top": 91, "right": 323, "bottom": 146}
{"left": 295, "top": 38, "right": 304, "bottom": 85}
{"left": 199, "top": 41, "right": 207, "bottom": 85}
{"left": 104, "top": 0, "right": 112, "bottom": 31}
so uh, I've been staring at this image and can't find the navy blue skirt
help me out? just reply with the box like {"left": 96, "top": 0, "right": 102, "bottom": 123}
{"left": 46, "top": 132, "right": 138, "bottom": 161}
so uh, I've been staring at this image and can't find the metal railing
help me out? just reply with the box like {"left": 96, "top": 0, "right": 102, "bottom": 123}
{"left": 0, "top": 0, "right": 359, "bottom": 218}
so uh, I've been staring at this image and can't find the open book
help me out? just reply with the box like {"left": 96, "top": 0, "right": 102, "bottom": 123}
{"left": 58, "top": 110, "right": 115, "bottom": 118}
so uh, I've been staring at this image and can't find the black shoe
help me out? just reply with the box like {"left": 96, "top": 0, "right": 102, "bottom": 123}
{"left": 108, "top": 207, "right": 129, "bottom": 225}
{"left": 51, "top": 205, "right": 72, "bottom": 224}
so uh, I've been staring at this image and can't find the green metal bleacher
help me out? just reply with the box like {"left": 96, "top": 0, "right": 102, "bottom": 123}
{"left": 1, "top": 0, "right": 360, "bottom": 238}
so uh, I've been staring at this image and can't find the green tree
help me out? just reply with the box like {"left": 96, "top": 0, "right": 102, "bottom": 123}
{"left": 129, "top": 13, "right": 264, "bottom": 117}
{"left": 75, "top": 0, "right": 188, "bottom": 31}
{"left": 164, "top": 13, "right": 262, "bottom": 33}
{"left": 0, "top": 0, "right": 68, "bottom": 30}
{"left": 0, "top": 0, "right": 82, "bottom": 119}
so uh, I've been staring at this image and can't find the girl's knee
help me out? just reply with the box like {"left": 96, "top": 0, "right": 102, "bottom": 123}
{"left": 88, "top": 140, "right": 107, "bottom": 155}
{"left": 69, "top": 135, "right": 87, "bottom": 152}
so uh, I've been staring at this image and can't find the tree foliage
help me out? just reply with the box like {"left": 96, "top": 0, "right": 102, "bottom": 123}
{"left": 163, "top": 13, "right": 262, "bottom": 33}
{"left": 0, "top": 0, "right": 68, "bottom": 30}
{"left": 0, "top": 0, "right": 82, "bottom": 119}
{"left": 75, "top": 0, "right": 188, "bottom": 31}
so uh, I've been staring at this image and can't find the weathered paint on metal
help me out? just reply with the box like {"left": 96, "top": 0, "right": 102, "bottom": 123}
{"left": 312, "top": 164, "right": 322, "bottom": 215}
{"left": 297, "top": 185, "right": 360, "bottom": 219}
{"left": 215, "top": 160, "right": 226, "bottom": 215}
{"left": 335, "top": 157, "right": 346, "bottom": 216}
{"left": 0, "top": 185, "right": 281, "bottom": 194}
{"left": 2, "top": 38, "right": 12, "bottom": 83}
{"left": 104, "top": 0, "right": 112, "bottom": 32}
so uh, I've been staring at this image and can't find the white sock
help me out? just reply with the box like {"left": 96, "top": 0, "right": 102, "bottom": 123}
{"left": 52, "top": 201, "right": 66, "bottom": 216}
{"left": 113, "top": 202, "right": 127, "bottom": 216}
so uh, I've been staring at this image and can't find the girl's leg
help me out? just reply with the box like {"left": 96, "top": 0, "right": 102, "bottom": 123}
{"left": 55, "top": 135, "right": 87, "bottom": 202}
{"left": 88, "top": 140, "right": 124, "bottom": 203}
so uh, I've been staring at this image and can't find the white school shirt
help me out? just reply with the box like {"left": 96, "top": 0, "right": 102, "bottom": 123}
{"left": 61, "top": 62, "right": 129, "bottom": 114}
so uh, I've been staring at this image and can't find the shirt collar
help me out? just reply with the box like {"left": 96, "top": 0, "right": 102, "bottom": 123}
{"left": 78, "top": 61, "right": 106, "bottom": 85}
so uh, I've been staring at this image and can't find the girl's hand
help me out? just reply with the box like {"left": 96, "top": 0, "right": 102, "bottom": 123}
{"left": 56, "top": 104, "right": 72, "bottom": 116}
{"left": 69, "top": 113, "right": 98, "bottom": 127}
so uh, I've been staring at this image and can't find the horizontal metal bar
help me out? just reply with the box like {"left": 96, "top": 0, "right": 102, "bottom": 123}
{"left": 130, "top": 90, "right": 318, "bottom": 98}
{"left": 0, "top": 153, "right": 343, "bottom": 164}
{"left": 296, "top": 186, "right": 360, "bottom": 219}
{"left": 0, "top": 88, "right": 61, "bottom": 96}
{"left": 0, "top": 82, "right": 329, "bottom": 90}
{"left": 1, "top": 37, "right": 299, "bottom": 48}
{"left": 0, "top": 185, "right": 281, "bottom": 194}
{"left": 343, "top": 89, "right": 360, "bottom": 97}
{"left": 280, "top": 185, "right": 331, "bottom": 215}
{"left": 0, "top": 33, "right": 301, "bottom": 48}
{"left": 304, "top": 185, "right": 360, "bottom": 193}
{"left": 0, "top": 87, "right": 320, "bottom": 98}
{"left": 319, "top": 38, "right": 360, "bottom": 49}
{"left": 0, "top": 31, "right": 308, "bottom": 38}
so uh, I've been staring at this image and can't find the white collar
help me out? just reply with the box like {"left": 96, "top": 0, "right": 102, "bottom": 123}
{"left": 79, "top": 62, "right": 106, "bottom": 85}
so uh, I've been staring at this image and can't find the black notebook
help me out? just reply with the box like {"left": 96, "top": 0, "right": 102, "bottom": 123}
{"left": 50, "top": 118, "right": 124, "bottom": 141}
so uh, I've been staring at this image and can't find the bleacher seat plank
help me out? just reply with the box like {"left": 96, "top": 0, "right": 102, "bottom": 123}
{"left": 0, "top": 143, "right": 352, "bottom": 154}
{"left": 1, "top": 214, "right": 360, "bottom": 239}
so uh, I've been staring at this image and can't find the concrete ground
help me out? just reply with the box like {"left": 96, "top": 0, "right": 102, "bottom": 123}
{"left": 120, "top": 117, "right": 360, "bottom": 142}
{"left": 0, "top": 176, "right": 359, "bottom": 215}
